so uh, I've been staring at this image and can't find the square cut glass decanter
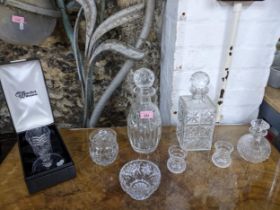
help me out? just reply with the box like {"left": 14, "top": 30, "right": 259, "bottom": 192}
{"left": 177, "top": 71, "right": 216, "bottom": 151}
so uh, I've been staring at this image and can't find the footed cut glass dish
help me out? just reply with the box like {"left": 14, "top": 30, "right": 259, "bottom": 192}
{"left": 237, "top": 119, "right": 271, "bottom": 163}
{"left": 119, "top": 159, "right": 161, "bottom": 200}
{"left": 177, "top": 71, "right": 216, "bottom": 151}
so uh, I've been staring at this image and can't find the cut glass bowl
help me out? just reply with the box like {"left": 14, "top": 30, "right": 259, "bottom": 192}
{"left": 119, "top": 159, "right": 161, "bottom": 200}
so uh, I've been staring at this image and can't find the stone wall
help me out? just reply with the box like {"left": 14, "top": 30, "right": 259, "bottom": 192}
{"left": 0, "top": 0, "right": 163, "bottom": 131}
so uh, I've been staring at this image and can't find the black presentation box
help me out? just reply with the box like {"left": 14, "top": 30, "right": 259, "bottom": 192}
{"left": 0, "top": 59, "right": 76, "bottom": 193}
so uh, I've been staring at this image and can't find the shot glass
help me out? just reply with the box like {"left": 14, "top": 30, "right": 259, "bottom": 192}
{"left": 89, "top": 128, "right": 119, "bottom": 166}
{"left": 167, "top": 145, "right": 187, "bottom": 174}
{"left": 212, "top": 141, "right": 234, "bottom": 168}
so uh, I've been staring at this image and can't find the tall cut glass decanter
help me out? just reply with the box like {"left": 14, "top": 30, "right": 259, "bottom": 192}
{"left": 237, "top": 119, "right": 271, "bottom": 163}
{"left": 177, "top": 71, "right": 216, "bottom": 151}
{"left": 127, "top": 68, "right": 161, "bottom": 154}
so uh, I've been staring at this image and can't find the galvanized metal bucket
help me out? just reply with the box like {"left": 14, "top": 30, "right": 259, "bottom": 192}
{"left": 0, "top": 0, "right": 60, "bottom": 45}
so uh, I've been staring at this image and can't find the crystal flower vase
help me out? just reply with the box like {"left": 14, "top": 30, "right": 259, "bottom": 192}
{"left": 127, "top": 68, "right": 162, "bottom": 154}
{"left": 177, "top": 71, "right": 216, "bottom": 151}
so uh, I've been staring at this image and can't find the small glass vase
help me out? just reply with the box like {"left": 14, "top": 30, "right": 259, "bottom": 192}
{"left": 127, "top": 68, "right": 161, "bottom": 154}
{"left": 237, "top": 119, "right": 271, "bottom": 163}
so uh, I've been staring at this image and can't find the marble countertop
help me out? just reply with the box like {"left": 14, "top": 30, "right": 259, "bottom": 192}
{"left": 0, "top": 126, "right": 280, "bottom": 210}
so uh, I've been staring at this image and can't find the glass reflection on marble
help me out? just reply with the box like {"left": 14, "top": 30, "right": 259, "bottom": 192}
{"left": 237, "top": 119, "right": 271, "bottom": 163}
{"left": 212, "top": 141, "right": 233, "bottom": 168}
{"left": 167, "top": 145, "right": 187, "bottom": 174}
{"left": 119, "top": 159, "right": 161, "bottom": 200}
{"left": 89, "top": 129, "right": 118, "bottom": 166}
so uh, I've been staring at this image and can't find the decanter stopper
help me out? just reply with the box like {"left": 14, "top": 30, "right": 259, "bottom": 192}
{"left": 250, "top": 119, "right": 270, "bottom": 136}
{"left": 190, "top": 71, "right": 209, "bottom": 99}
{"left": 134, "top": 68, "right": 155, "bottom": 88}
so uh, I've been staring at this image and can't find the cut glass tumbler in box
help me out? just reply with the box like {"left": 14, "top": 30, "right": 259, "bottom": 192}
{"left": 177, "top": 71, "right": 216, "bottom": 151}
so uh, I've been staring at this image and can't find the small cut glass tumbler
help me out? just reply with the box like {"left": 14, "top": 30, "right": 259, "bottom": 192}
{"left": 211, "top": 141, "right": 234, "bottom": 168}
{"left": 167, "top": 145, "right": 187, "bottom": 174}
{"left": 89, "top": 129, "right": 119, "bottom": 166}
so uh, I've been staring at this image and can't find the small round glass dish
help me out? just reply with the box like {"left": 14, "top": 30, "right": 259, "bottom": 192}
{"left": 119, "top": 159, "right": 161, "bottom": 200}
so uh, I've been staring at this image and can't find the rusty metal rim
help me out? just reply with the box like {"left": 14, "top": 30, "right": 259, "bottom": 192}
{"left": 1, "top": 0, "right": 61, "bottom": 17}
